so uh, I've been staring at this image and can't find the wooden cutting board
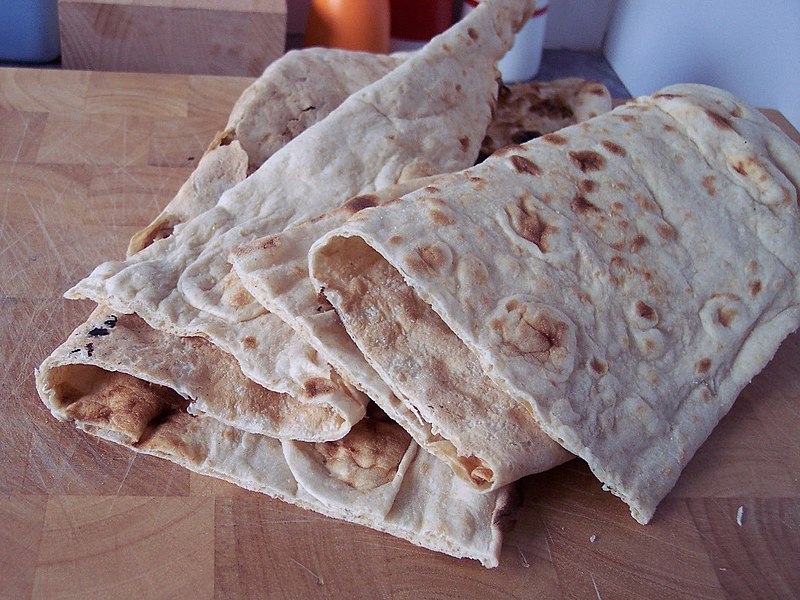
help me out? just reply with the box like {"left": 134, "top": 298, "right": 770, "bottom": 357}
{"left": 1, "top": 66, "right": 799, "bottom": 599}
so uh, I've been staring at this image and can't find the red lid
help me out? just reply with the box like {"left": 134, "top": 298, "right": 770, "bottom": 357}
{"left": 390, "top": 0, "right": 454, "bottom": 41}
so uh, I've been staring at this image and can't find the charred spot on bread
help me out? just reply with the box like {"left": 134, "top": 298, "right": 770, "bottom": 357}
{"left": 601, "top": 140, "right": 627, "bottom": 156}
{"left": 571, "top": 194, "right": 601, "bottom": 215}
{"left": 344, "top": 194, "right": 379, "bottom": 213}
{"left": 695, "top": 357, "right": 712, "bottom": 374}
{"left": 635, "top": 300, "right": 658, "bottom": 322}
{"left": 542, "top": 133, "right": 568, "bottom": 145}
{"left": 706, "top": 110, "right": 734, "bottom": 130}
{"left": 303, "top": 378, "right": 337, "bottom": 398}
{"left": 569, "top": 150, "right": 606, "bottom": 173}
{"left": 510, "top": 155, "right": 542, "bottom": 176}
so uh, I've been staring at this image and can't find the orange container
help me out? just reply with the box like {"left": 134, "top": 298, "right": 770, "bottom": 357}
{"left": 304, "top": 0, "right": 391, "bottom": 53}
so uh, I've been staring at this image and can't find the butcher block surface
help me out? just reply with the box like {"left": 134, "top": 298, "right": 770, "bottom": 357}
{"left": 1, "top": 67, "right": 799, "bottom": 599}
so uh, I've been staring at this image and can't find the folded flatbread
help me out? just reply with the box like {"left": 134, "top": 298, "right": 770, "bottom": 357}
{"left": 65, "top": 0, "right": 537, "bottom": 441}
{"left": 120, "top": 48, "right": 407, "bottom": 438}
{"left": 128, "top": 47, "right": 405, "bottom": 257}
{"left": 231, "top": 79, "right": 612, "bottom": 489}
{"left": 309, "top": 84, "right": 800, "bottom": 522}
{"left": 37, "top": 0, "right": 544, "bottom": 566}
{"left": 100, "top": 45, "right": 406, "bottom": 440}
{"left": 36, "top": 307, "right": 515, "bottom": 567}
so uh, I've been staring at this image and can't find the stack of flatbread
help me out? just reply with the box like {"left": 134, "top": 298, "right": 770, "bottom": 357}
{"left": 36, "top": 0, "right": 800, "bottom": 568}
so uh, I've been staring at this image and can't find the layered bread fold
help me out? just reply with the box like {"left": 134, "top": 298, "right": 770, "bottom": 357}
{"left": 36, "top": 307, "right": 514, "bottom": 567}
{"left": 64, "top": 0, "right": 538, "bottom": 441}
{"left": 231, "top": 79, "right": 613, "bottom": 489}
{"left": 309, "top": 84, "right": 800, "bottom": 523}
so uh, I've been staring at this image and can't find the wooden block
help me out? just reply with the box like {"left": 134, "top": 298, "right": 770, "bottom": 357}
{"left": 59, "top": 0, "right": 287, "bottom": 76}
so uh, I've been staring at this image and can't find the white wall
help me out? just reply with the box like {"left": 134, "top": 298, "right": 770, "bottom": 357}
{"left": 544, "top": 0, "right": 614, "bottom": 50}
{"left": 604, "top": 0, "right": 800, "bottom": 130}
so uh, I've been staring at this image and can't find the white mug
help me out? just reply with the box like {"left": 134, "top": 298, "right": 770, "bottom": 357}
{"left": 462, "top": 0, "right": 550, "bottom": 82}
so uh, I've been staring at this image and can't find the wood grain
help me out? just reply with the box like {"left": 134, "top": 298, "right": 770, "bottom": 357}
{"left": 33, "top": 496, "right": 215, "bottom": 598}
{"left": 59, "top": 0, "right": 287, "bottom": 77}
{"left": 1, "top": 66, "right": 799, "bottom": 599}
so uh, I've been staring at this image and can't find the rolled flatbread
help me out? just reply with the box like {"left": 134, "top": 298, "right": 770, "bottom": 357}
{"left": 64, "top": 0, "right": 537, "bottom": 441}
{"left": 231, "top": 78, "right": 613, "bottom": 489}
{"left": 35, "top": 308, "right": 515, "bottom": 567}
{"left": 309, "top": 84, "right": 800, "bottom": 523}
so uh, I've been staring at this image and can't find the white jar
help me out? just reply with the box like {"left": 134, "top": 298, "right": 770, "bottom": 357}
{"left": 462, "top": 0, "right": 550, "bottom": 82}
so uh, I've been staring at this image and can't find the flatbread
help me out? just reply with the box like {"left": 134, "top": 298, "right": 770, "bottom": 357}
{"left": 309, "top": 84, "right": 800, "bottom": 523}
{"left": 479, "top": 77, "right": 612, "bottom": 159}
{"left": 35, "top": 307, "right": 515, "bottom": 567}
{"left": 231, "top": 78, "right": 612, "bottom": 489}
{"left": 64, "top": 0, "right": 537, "bottom": 442}
{"left": 223, "top": 48, "right": 406, "bottom": 173}
{"left": 120, "top": 47, "right": 408, "bottom": 437}
{"left": 128, "top": 48, "right": 405, "bottom": 257}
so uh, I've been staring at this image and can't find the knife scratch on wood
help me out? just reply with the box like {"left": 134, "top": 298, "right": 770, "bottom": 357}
{"left": 590, "top": 573, "right": 603, "bottom": 600}
{"left": 10, "top": 297, "right": 64, "bottom": 372}
{"left": 289, "top": 557, "right": 324, "bottom": 586}
{"left": 25, "top": 431, "right": 53, "bottom": 492}
{"left": 9, "top": 111, "right": 29, "bottom": 164}
{"left": 112, "top": 452, "right": 137, "bottom": 501}
{"left": 516, "top": 545, "right": 530, "bottom": 568}
{"left": 259, "top": 519, "right": 316, "bottom": 524}
{"left": 23, "top": 192, "right": 70, "bottom": 278}
{"left": 542, "top": 524, "right": 554, "bottom": 562}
